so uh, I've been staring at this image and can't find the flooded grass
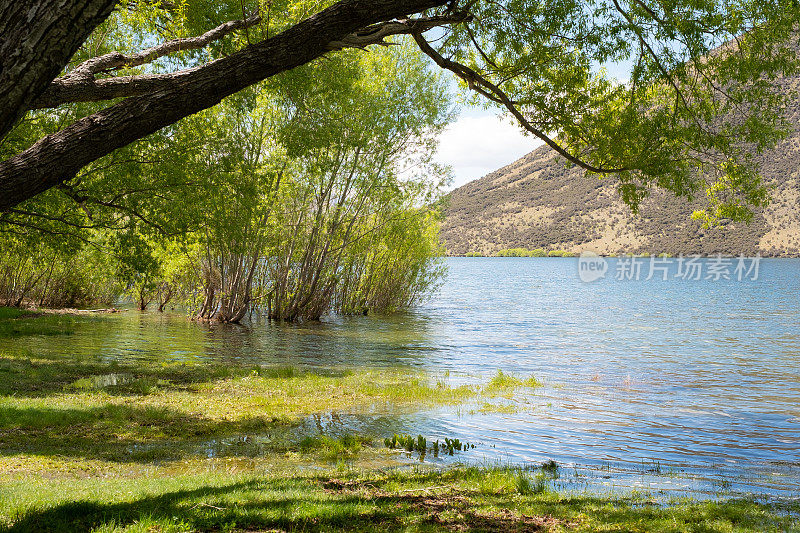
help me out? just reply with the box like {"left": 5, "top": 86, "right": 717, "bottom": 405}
{"left": 1, "top": 312, "right": 798, "bottom": 531}
{"left": 479, "top": 370, "right": 543, "bottom": 411}
{"left": 470, "top": 401, "right": 521, "bottom": 414}
{"left": 298, "top": 434, "right": 370, "bottom": 462}
{"left": 483, "top": 369, "right": 542, "bottom": 396}
{"left": 0, "top": 314, "right": 546, "bottom": 479}
{"left": 0, "top": 356, "right": 476, "bottom": 469}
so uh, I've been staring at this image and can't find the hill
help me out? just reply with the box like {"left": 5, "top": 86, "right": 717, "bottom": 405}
{"left": 441, "top": 73, "right": 800, "bottom": 257}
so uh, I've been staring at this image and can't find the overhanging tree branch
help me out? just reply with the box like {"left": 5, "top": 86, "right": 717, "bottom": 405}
{"left": 33, "top": 11, "right": 264, "bottom": 109}
{"left": 72, "top": 12, "right": 264, "bottom": 77}
{"left": 32, "top": 14, "right": 467, "bottom": 110}
{"left": 0, "top": 0, "right": 455, "bottom": 212}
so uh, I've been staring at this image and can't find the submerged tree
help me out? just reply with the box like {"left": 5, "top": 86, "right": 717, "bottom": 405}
{"left": 185, "top": 45, "right": 450, "bottom": 322}
{"left": 1, "top": 0, "right": 798, "bottom": 221}
{"left": 190, "top": 90, "right": 287, "bottom": 323}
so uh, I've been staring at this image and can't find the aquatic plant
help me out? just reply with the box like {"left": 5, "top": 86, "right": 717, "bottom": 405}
{"left": 541, "top": 459, "right": 559, "bottom": 475}
{"left": 298, "top": 434, "right": 369, "bottom": 461}
{"left": 515, "top": 472, "right": 549, "bottom": 495}
{"left": 471, "top": 402, "right": 519, "bottom": 414}
{"left": 384, "top": 433, "right": 475, "bottom": 458}
{"left": 483, "top": 369, "right": 542, "bottom": 396}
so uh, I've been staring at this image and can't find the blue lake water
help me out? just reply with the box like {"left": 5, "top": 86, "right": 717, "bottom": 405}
{"left": 7, "top": 257, "right": 800, "bottom": 499}
{"left": 416, "top": 257, "right": 800, "bottom": 498}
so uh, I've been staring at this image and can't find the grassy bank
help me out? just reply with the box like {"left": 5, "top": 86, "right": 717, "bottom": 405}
{"left": 2, "top": 467, "right": 798, "bottom": 532}
{"left": 0, "top": 353, "right": 479, "bottom": 474}
{"left": 1, "top": 309, "right": 798, "bottom": 532}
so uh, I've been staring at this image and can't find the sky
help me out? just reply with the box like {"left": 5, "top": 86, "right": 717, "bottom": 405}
{"left": 434, "top": 108, "right": 541, "bottom": 190}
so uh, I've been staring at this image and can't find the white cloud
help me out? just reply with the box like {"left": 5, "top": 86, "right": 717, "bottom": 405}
{"left": 435, "top": 112, "right": 542, "bottom": 190}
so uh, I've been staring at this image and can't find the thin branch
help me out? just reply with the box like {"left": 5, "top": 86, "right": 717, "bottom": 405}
{"left": 68, "top": 12, "right": 262, "bottom": 80}
{"left": 411, "top": 32, "right": 630, "bottom": 174}
{"left": 328, "top": 14, "right": 470, "bottom": 50}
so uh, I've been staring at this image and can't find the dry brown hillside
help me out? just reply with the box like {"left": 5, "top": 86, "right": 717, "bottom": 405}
{"left": 442, "top": 72, "right": 800, "bottom": 257}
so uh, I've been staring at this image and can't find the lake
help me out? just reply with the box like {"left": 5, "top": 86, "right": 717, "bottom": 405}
{"left": 8, "top": 257, "right": 800, "bottom": 500}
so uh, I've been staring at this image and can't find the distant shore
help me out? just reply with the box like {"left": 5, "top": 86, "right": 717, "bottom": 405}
{"left": 446, "top": 251, "right": 798, "bottom": 258}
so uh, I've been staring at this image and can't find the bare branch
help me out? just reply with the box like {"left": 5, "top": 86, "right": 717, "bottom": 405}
{"left": 328, "top": 14, "right": 468, "bottom": 50}
{"left": 68, "top": 12, "right": 262, "bottom": 80}
{"left": 33, "top": 12, "right": 262, "bottom": 109}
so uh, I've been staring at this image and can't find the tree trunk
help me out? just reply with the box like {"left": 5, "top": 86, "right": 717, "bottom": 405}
{"left": 0, "top": 0, "right": 117, "bottom": 139}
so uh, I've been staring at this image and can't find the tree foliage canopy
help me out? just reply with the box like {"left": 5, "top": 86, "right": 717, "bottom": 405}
{"left": 0, "top": 0, "right": 797, "bottom": 222}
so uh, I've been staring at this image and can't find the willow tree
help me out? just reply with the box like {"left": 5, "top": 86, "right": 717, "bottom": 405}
{"left": 190, "top": 90, "right": 287, "bottom": 323}
{"left": 263, "top": 46, "right": 450, "bottom": 321}
{"left": 1, "top": 0, "right": 798, "bottom": 221}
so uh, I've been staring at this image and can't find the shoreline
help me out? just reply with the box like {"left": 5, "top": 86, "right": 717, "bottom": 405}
{"left": 445, "top": 253, "right": 800, "bottom": 258}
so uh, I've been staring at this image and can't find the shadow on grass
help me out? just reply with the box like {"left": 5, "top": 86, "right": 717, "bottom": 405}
{"left": 0, "top": 403, "right": 296, "bottom": 463}
{"left": 0, "top": 357, "right": 323, "bottom": 463}
{"left": 0, "top": 355, "right": 353, "bottom": 399}
{"left": 0, "top": 313, "right": 75, "bottom": 338}
{"left": 0, "top": 356, "right": 239, "bottom": 398}
{"left": 2, "top": 472, "right": 796, "bottom": 533}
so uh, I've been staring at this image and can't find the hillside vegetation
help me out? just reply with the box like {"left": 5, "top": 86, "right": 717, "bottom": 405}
{"left": 442, "top": 71, "right": 800, "bottom": 257}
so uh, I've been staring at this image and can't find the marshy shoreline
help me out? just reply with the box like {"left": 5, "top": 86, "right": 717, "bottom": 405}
{"left": 1, "top": 309, "right": 799, "bottom": 531}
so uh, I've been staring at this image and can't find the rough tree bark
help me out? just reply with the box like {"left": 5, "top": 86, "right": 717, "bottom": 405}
{"left": 0, "top": 0, "right": 118, "bottom": 139}
{"left": 0, "top": 0, "right": 451, "bottom": 212}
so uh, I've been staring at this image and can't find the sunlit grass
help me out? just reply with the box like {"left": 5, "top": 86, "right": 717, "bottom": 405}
{"left": 1, "top": 466, "right": 797, "bottom": 532}
{"left": 482, "top": 369, "right": 542, "bottom": 398}
{"left": 470, "top": 401, "right": 520, "bottom": 414}
{"left": 0, "top": 362, "right": 547, "bottom": 464}
{"left": 0, "top": 315, "right": 549, "bottom": 477}
{"left": 0, "top": 360, "right": 476, "bottom": 469}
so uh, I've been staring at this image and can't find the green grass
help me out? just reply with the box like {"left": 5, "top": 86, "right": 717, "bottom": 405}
{"left": 483, "top": 369, "right": 542, "bottom": 398}
{"left": 0, "top": 308, "right": 24, "bottom": 320}
{"left": 0, "top": 467, "right": 797, "bottom": 532}
{"left": 0, "top": 314, "right": 545, "bottom": 473}
{"left": 0, "top": 311, "right": 74, "bottom": 337}
{"left": 0, "top": 357, "right": 478, "bottom": 469}
{"left": 0, "top": 316, "right": 541, "bottom": 473}
{"left": 298, "top": 434, "right": 370, "bottom": 462}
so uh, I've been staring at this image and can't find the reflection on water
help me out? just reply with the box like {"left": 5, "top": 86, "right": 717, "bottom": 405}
{"left": 6, "top": 258, "right": 800, "bottom": 499}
